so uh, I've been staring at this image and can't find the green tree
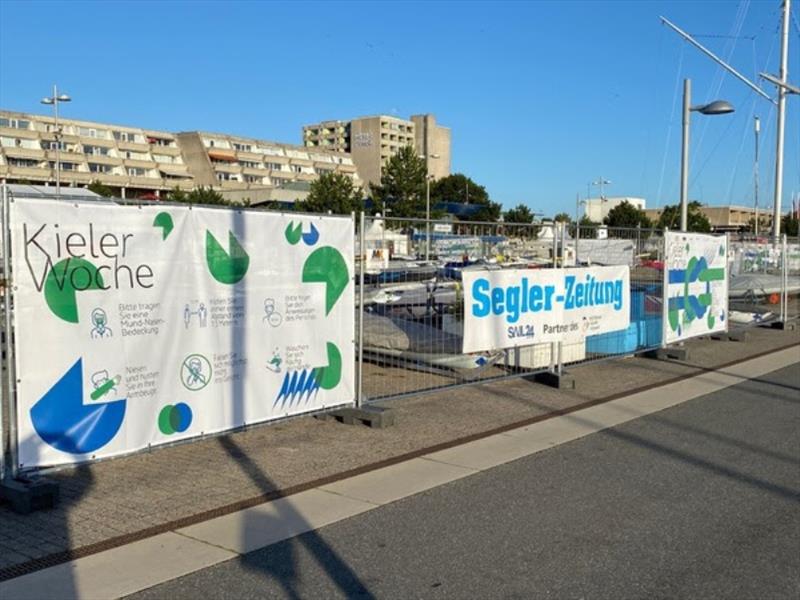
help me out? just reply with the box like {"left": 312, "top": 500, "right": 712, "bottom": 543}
{"left": 167, "top": 186, "right": 248, "bottom": 207}
{"left": 88, "top": 180, "right": 114, "bottom": 197}
{"left": 299, "top": 172, "right": 363, "bottom": 215}
{"left": 429, "top": 173, "right": 501, "bottom": 222}
{"left": 578, "top": 215, "right": 601, "bottom": 239}
{"left": 503, "top": 204, "right": 534, "bottom": 224}
{"left": 553, "top": 212, "right": 572, "bottom": 223}
{"left": 656, "top": 201, "right": 711, "bottom": 232}
{"left": 603, "top": 200, "right": 652, "bottom": 228}
{"left": 370, "top": 146, "right": 427, "bottom": 218}
{"left": 782, "top": 213, "right": 799, "bottom": 237}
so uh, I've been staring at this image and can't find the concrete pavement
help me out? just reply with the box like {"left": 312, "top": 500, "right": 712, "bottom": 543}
{"left": 125, "top": 361, "right": 800, "bottom": 599}
{"left": 1, "top": 346, "right": 796, "bottom": 599}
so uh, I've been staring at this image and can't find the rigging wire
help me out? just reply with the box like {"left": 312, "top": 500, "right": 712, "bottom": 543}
{"left": 655, "top": 43, "right": 685, "bottom": 207}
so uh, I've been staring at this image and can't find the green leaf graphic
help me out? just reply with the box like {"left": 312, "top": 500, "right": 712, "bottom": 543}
{"left": 284, "top": 222, "right": 302, "bottom": 245}
{"left": 315, "top": 342, "right": 342, "bottom": 390}
{"left": 302, "top": 246, "right": 349, "bottom": 315}
{"left": 44, "top": 258, "right": 105, "bottom": 323}
{"left": 206, "top": 230, "right": 250, "bottom": 284}
{"left": 153, "top": 212, "right": 174, "bottom": 240}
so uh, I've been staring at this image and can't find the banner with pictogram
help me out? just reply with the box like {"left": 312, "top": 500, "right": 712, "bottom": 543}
{"left": 10, "top": 198, "right": 354, "bottom": 468}
{"left": 663, "top": 231, "right": 728, "bottom": 344}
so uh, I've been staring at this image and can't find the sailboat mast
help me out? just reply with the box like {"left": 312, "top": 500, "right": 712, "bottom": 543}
{"left": 772, "top": 0, "right": 791, "bottom": 241}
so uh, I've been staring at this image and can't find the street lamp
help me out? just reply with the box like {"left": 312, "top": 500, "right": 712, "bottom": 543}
{"left": 590, "top": 177, "right": 611, "bottom": 200}
{"left": 41, "top": 84, "right": 72, "bottom": 198}
{"left": 421, "top": 153, "right": 440, "bottom": 262}
{"left": 680, "top": 78, "right": 734, "bottom": 231}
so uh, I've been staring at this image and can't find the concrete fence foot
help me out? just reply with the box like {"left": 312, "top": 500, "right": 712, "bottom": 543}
{"left": 770, "top": 321, "right": 796, "bottom": 331}
{"left": 532, "top": 371, "right": 576, "bottom": 390}
{"left": 711, "top": 330, "right": 749, "bottom": 342}
{"left": 316, "top": 406, "right": 396, "bottom": 429}
{"left": 647, "top": 346, "right": 690, "bottom": 361}
{"left": 0, "top": 477, "right": 59, "bottom": 514}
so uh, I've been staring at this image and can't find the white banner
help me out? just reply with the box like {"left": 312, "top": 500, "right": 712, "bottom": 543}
{"left": 663, "top": 231, "right": 728, "bottom": 344}
{"left": 462, "top": 266, "right": 630, "bottom": 353}
{"left": 11, "top": 198, "right": 354, "bottom": 468}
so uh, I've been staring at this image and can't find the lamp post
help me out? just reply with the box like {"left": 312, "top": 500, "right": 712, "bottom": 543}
{"left": 680, "top": 78, "right": 734, "bottom": 231}
{"left": 591, "top": 177, "right": 611, "bottom": 200}
{"left": 41, "top": 84, "right": 72, "bottom": 198}
{"left": 425, "top": 174, "right": 435, "bottom": 261}
{"left": 421, "top": 153, "right": 440, "bottom": 262}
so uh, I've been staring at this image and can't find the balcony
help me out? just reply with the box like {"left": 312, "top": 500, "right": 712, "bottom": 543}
{"left": 124, "top": 158, "right": 158, "bottom": 169}
{"left": 129, "top": 175, "right": 167, "bottom": 188}
{"left": 117, "top": 140, "right": 151, "bottom": 153}
{"left": 60, "top": 171, "right": 94, "bottom": 185}
{"left": 236, "top": 151, "right": 263, "bottom": 162}
{"left": 213, "top": 162, "right": 241, "bottom": 174}
{"left": 4, "top": 146, "right": 46, "bottom": 160}
{"left": 84, "top": 154, "right": 122, "bottom": 166}
{"left": 151, "top": 145, "right": 181, "bottom": 157}
{"left": 241, "top": 166, "right": 267, "bottom": 177}
{"left": 6, "top": 165, "right": 50, "bottom": 180}
{"left": 0, "top": 126, "right": 39, "bottom": 140}
{"left": 289, "top": 157, "right": 314, "bottom": 167}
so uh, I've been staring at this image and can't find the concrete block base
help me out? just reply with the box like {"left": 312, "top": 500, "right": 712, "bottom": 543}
{"left": 711, "top": 330, "right": 749, "bottom": 342}
{"left": 0, "top": 476, "right": 60, "bottom": 514}
{"left": 316, "top": 406, "right": 396, "bottom": 429}
{"left": 770, "top": 321, "right": 796, "bottom": 331}
{"left": 532, "top": 370, "right": 576, "bottom": 390}
{"left": 647, "top": 346, "right": 690, "bottom": 361}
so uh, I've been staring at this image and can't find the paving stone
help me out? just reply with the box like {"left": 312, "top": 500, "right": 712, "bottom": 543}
{"left": 0, "top": 326, "right": 796, "bottom": 573}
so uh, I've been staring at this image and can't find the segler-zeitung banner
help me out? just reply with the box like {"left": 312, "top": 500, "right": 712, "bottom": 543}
{"left": 462, "top": 265, "right": 631, "bottom": 353}
{"left": 663, "top": 231, "right": 728, "bottom": 344}
{"left": 10, "top": 198, "right": 354, "bottom": 468}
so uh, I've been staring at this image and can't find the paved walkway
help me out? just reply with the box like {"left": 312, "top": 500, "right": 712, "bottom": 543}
{"left": 1, "top": 347, "right": 797, "bottom": 599}
{"left": 125, "top": 363, "right": 799, "bottom": 600}
{"left": 0, "top": 326, "right": 797, "bottom": 579}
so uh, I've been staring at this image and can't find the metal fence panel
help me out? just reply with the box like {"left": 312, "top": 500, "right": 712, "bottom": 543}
{"left": 358, "top": 217, "right": 667, "bottom": 402}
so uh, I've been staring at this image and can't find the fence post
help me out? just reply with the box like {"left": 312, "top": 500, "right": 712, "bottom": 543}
{"left": 0, "top": 184, "right": 6, "bottom": 480}
{"left": 1, "top": 183, "right": 17, "bottom": 479}
{"left": 781, "top": 233, "right": 788, "bottom": 323}
{"left": 356, "top": 211, "right": 366, "bottom": 408}
{"left": 660, "top": 227, "right": 669, "bottom": 350}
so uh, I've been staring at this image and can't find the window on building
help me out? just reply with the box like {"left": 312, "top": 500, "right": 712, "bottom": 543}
{"left": 49, "top": 161, "right": 76, "bottom": 171}
{"left": 290, "top": 164, "right": 303, "bottom": 173}
{"left": 233, "top": 143, "right": 252, "bottom": 152}
{"left": 88, "top": 163, "right": 111, "bottom": 173}
{"left": 127, "top": 167, "right": 147, "bottom": 177}
{"left": 8, "top": 158, "right": 40, "bottom": 168}
{"left": 0, "top": 118, "right": 31, "bottom": 129}
{"left": 241, "top": 160, "right": 261, "bottom": 169}
{"left": 84, "top": 144, "right": 109, "bottom": 156}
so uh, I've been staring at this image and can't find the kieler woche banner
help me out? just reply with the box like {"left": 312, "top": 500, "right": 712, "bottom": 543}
{"left": 11, "top": 198, "right": 354, "bottom": 468}
{"left": 663, "top": 231, "right": 728, "bottom": 345}
{"left": 462, "top": 266, "right": 631, "bottom": 353}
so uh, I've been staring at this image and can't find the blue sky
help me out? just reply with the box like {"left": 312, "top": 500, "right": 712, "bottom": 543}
{"left": 1, "top": 0, "right": 798, "bottom": 216}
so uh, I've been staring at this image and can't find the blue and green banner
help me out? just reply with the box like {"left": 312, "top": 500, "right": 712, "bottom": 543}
{"left": 663, "top": 231, "right": 728, "bottom": 344}
{"left": 11, "top": 198, "right": 354, "bottom": 469}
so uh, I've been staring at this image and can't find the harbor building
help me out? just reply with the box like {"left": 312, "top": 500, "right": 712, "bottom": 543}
{"left": 583, "top": 197, "right": 647, "bottom": 222}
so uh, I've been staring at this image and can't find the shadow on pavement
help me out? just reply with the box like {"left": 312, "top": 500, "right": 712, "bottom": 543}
{"left": 218, "top": 436, "right": 375, "bottom": 599}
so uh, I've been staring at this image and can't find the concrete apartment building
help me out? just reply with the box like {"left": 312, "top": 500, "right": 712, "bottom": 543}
{"left": 302, "top": 113, "right": 451, "bottom": 189}
{"left": 0, "top": 110, "right": 362, "bottom": 203}
{"left": 0, "top": 110, "right": 193, "bottom": 198}
{"left": 176, "top": 131, "right": 360, "bottom": 204}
